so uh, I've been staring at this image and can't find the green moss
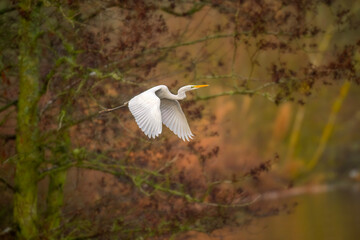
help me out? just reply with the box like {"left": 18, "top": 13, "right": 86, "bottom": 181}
{"left": 14, "top": 1, "right": 42, "bottom": 239}
{"left": 45, "top": 132, "right": 70, "bottom": 239}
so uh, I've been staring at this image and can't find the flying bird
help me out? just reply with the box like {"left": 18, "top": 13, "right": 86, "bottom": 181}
{"left": 128, "top": 84, "right": 208, "bottom": 141}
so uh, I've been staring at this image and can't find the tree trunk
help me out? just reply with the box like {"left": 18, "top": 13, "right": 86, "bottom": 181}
{"left": 45, "top": 170, "right": 67, "bottom": 238}
{"left": 45, "top": 132, "right": 70, "bottom": 238}
{"left": 14, "top": 1, "right": 41, "bottom": 239}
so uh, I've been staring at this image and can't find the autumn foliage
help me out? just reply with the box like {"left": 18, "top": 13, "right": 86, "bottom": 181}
{"left": 1, "top": 0, "right": 360, "bottom": 239}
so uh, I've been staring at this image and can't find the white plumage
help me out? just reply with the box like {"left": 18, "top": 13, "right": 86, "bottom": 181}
{"left": 128, "top": 84, "right": 208, "bottom": 141}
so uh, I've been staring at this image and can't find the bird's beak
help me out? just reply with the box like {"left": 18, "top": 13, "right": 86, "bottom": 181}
{"left": 193, "top": 84, "right": 209, "bottom": 89}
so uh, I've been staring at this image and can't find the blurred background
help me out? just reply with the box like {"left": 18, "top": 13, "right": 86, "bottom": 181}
{"left": 1, "top": 0, "right": 360, "bottom": 239}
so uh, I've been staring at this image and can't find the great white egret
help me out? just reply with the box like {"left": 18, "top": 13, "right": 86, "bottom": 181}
{"left": 128, "top": 84, "right": 208, "bottom": 141}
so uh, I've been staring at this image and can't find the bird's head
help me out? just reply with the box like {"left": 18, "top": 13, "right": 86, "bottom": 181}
{"left": 178, "top": 84, "right": 209, "bottom": 93}
{"left": 176, "top": 84, "right": 208, "bottom": 100}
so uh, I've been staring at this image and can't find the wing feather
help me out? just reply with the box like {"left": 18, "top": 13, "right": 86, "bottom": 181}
{"left": 128, "top": 89, "right": 162, "bottom": 138}
{"left": 128, "top": 85, "right": 195, "bottom": 141}
{"left": 160, "top": 99, "right": 193, "bottom": 141}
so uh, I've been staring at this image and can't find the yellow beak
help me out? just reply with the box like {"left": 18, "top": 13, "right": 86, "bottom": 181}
{"left": 193, "top": 84, "right": 209, "bottom": 88}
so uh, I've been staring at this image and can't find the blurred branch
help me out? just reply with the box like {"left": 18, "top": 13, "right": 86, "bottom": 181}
{"left": 157, "top": 29, "right": 295, "bottom": 52}
{"left": 41, "top": 100, "right": 129, "bottom": 141}
{"left": 40, "top": 157, "right": 259, "bottom": 208}
{"left": 0, "top": 177, "right": 15, "bottom": 192}
{"left": 0, "top": 110, "right": 12, "bottom": 128}
{"left": 196, "top": 89, "right": 254, "bottom": 100}
{"left": 38, "top": 163, "right": 73, "bottom": 181}
{"left": 0, "top": 100, "right": 17, "bottom": 113}
{"left": 285, "top": 106, "right": 305, "bottom": 164}
{"left": 307, "top": 80, "right": 351, "bottom": 170}
{"left": 195, "top": 82, "right": 276, "bottom": 102}
{"left": 197, "top": 74, "right": 263, "bottom": 82}
{"left": 40, "top": 154, "right": 173, "bottom": 181}
{"left": 110, "top": 33, "right": 236, "bottom": 67}
{"left": 0, "top": 134, "right": 16, "bottom": 140}
{"left": 152, "top": 181, "right": 260, "bottom": 208}
{"left": 112, "top": 29, "right": 289, "bottom": 71}
{"left": 231, "top": 5, "right": 241, "bottom": 88}
{"left": 159, "top": 33, "right": 235, "bottom": 50}
{"left": 161, "top": 2, "right": 206, "bottom": 17}
{"left": 40, "top": 58, "right": 67, "bottom": 97}
{"left": 0, "top": 6, "right": 16, "bottom": 15}
{"left": 98, "top": 102, "right": 128, "bottom": 114}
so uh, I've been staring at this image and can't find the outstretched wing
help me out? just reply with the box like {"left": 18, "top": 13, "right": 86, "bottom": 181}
{"left": 160, "top": 99, "right": 193, "bottom": 141}
{"left": 128, "top": 88, "right": 162, "bottom": 139}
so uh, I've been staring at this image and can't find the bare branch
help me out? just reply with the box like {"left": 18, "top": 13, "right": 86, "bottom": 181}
{"left": 0, "top": 177, "right": 15, "bottom": 192}
{"left": 0, "top": 100, "right": 17, "bottom": 113}
{"left": 196, "top": 82, "right": 277, "bottom": 102}
{"left": 98, "top": 101, "right": 129, "bottom": 114}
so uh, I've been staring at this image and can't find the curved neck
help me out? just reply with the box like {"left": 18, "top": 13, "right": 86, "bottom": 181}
{"left": 156, "top": 86, "right": 190, "bottom": 100}
{"left": 175, "top": 90, "right": 186, "bottom": 100}
{"left": 174, "top": 86, "right": 192, "bottom": 100}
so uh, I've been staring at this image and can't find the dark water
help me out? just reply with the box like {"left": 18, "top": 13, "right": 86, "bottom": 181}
{"left": 237, "top": 186, "right": 360, "bottom": 240}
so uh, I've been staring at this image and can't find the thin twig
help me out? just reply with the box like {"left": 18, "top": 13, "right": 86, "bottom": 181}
{"left": 98, "top": 101, "right": 129, "bottom": 114}
{"left": 195, "top": 82, "right": 276, "bottom": 101}
{"left": 41, "top": 101, "right": 129, "bottom": 141}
